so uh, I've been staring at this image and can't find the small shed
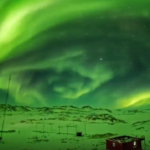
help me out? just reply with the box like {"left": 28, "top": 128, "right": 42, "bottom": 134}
{"left": 76, "top": 132, "right": 82, "bottom": 137}
{"left": 106, "top": 135, "right": 145, "bottom": 150}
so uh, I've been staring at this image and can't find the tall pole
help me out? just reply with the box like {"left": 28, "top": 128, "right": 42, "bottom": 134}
{"left": 84, "top": 124, "right": 86, "bottom": 135}
{"left": 58, "top": 125, "right": 60, "bottom": 134}
{"left": 144, "top": 135, "right": 146, "bottom": 150}
{"left": 51, "top": 124, "right": 52, "bottom": 133}
{"left": 0, "top": 75, "right": 11, "bottom": 140}
{"left": 67, "top": 125, "right": 68, "bottom": 134}
{"left": 50, "top": 123, "right": 53, "bottom": 133}
{"left": 43, "top": 122, "right": 45, "bottom": 133}
{"left": 36, "top": 123, "right": 37, "bottom": 132}
{"left": 75, "top": 125, "right": 77, "bottom": 133}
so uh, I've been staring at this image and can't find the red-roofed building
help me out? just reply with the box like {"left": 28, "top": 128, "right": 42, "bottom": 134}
{"left": 106, "top": 135, "right": 145, "bottom": 150}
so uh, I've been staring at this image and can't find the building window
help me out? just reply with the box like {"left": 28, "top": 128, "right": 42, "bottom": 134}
{"left": 134, "top": 141, "right": 136, "bottom": 145}
{"left": 113, "top": 142, "right": 115, "bottom": 147}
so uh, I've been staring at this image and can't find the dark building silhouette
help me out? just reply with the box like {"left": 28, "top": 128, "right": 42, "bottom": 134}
{"left": 76, "top": 132, "right": 82, "bottom": 137}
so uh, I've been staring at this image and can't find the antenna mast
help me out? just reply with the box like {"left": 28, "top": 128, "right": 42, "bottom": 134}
{"left": 144, "top": 135, "right": 146, "bottom": 150}
{"left": 0, "top": 75, "right": 11, "bottom": 140}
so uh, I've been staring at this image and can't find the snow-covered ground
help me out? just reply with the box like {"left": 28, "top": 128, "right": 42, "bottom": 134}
{"left": 0, "top": 105, "right": 150, "bottom": 150}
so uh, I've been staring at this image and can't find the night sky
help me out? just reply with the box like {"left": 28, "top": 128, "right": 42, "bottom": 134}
{"left": 0, "top": 0, "right": 150, "bottom": 108}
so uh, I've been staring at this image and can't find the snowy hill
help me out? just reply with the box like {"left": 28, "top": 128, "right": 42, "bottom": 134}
{"left": 0, "top": 104, "right": 150, "bottom": 150}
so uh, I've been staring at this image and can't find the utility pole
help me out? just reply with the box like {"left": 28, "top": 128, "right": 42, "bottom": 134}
{"left": 67, "top": 125, "right": 68, "bottom": 134}
{"left": 43, "top": 122, "right": 45, "bottom": 133}
{"left": 50, "top": 123, "right": 53, "bottom": 133}
{"left": 144, "top": 135, "right": 146, "bottom": 150}
{"left": 0, "top": 75, "right": 11, "bottom": 140}
{"left": 84, "top": 123, "right": 86, "bottom": 135}
{"left": 58, "top": 125, "right": 60, "bottom": 134}
{"left": 75, "top": 124, "right": 77, "bottom": 133}
{"left": 36, "top": 123, "right": 38, "bottom": 132}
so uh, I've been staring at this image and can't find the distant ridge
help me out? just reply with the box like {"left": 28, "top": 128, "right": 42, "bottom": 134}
{"left": 82, "top": 105, "right": 92, "bottom": 109}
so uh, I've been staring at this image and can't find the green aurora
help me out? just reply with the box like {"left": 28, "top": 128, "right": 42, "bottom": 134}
{"left": 0, "top": 0, "right": 150, "bottom": 108}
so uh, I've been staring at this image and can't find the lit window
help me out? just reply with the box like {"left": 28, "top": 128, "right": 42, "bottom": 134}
{"left": 134, "top": 141, "right": 136, "bottom": 145}
{"left": 113, "top": 142, "right": 115, "bottom": 147}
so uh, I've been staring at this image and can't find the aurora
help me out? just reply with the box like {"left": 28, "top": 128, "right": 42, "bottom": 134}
{"left": 0, "top": 0, "right": 150, "bottom": 108}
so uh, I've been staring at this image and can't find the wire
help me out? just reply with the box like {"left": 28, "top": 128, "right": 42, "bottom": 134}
{"left": 0, "top": 75, "right": 11, "bottom": 139}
